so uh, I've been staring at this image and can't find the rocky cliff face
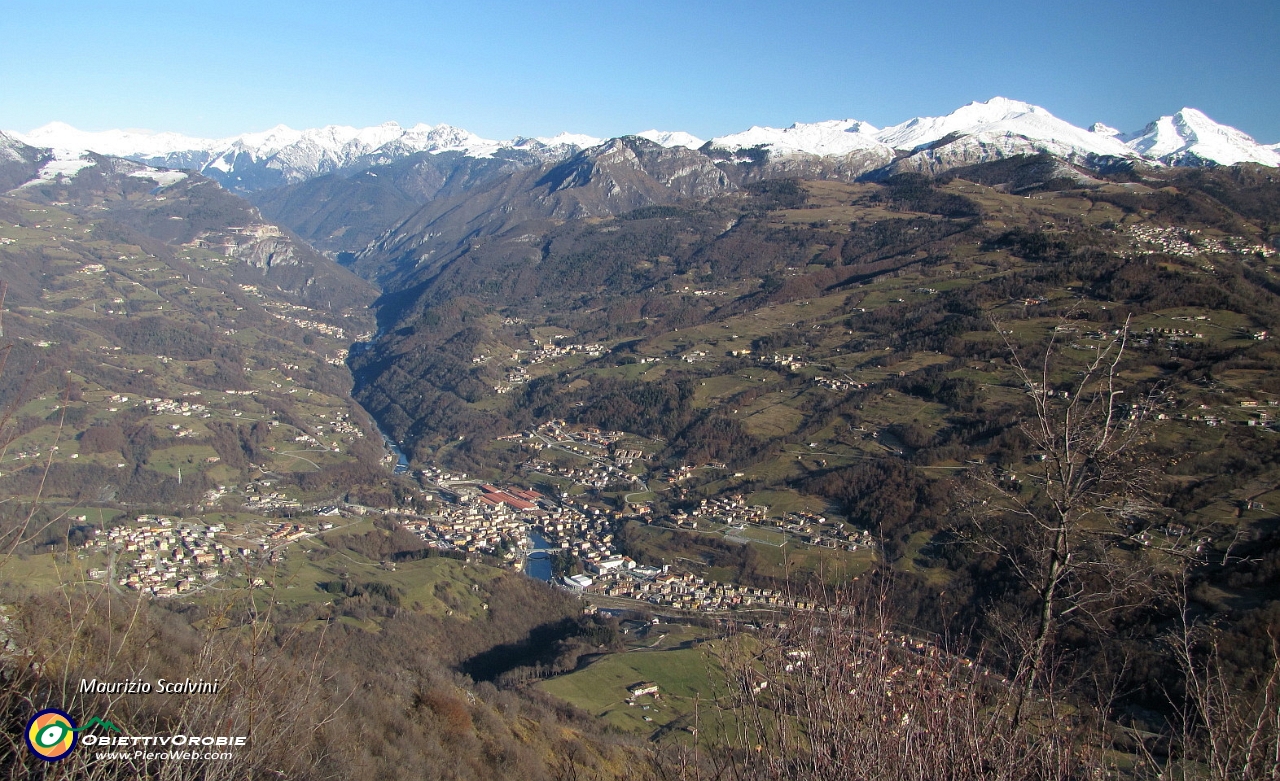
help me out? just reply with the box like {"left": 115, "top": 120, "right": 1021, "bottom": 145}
{"left": 533, "top": 138, "right": 732, "bottom": 214}
{"left": 746, "top": 148, "right": 896, "bottom": 182}
{"left": 883, "top": 133, "right": 1136, "bottom": 177}
{"left": 352, "top": 138, "right": 745, "bottom": 285}
{"left": 252, "top": 147, "right": 576, "bottom": 254}
{"left": 0, "top": 132, "right": 53, "bottom": 191}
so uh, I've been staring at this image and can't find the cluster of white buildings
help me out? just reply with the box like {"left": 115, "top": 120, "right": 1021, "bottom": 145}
{"left": 1126, "top": 225, "right": 1276, "bottom": 259}
{"left": 94, "top": 517, "right": 232, "bottom": 597}
{"left": 522, "top": 457, "right": 641, "bottom": 490}
{"left": 404, "top": 501, "right": 531, "bottom": 558}
{"left": 525, "top": 338, "right": 605, "bottom": 365}
{"left": 814, "top": 375, "right": 869, "bottom": 391}
{"left": 1145, "top": 326, "right": 1205, "bottom": 341}
{"left": 1178, "top": 399, "right": 1278, "bottom": 430}
{"left": 664, "top": 500, "right": 874, "bottom": 552}
{"left": 535, "top": 499, "right": 621, "bottom": 563}
{"left": 396, "top": 483, "right": 628, "bottom": 569}
{"left": 585, "top": 569, "right": 820, "bottom": 613}
{"left": 147, "top": 397, "right": 210, "bottom": 417}
{"left": 494, "top": 366, "right": 531, "bottom": 393}
{"left": 255, "top": 300, "right": 348, "bottom": 339}
{"left": 673, "top": 496, "right": 770, "bottom": 528}
{"left": 534, "top": 420, "right": 626, "bottom": 448}
{"left": 315, "top": 411, "right": 363, "bottom": 439}
{"left": 766, "top": 353, "right": 808, "bottom": 372}
{"left": 242, "top": 481, "right": 301, "bottom": 511}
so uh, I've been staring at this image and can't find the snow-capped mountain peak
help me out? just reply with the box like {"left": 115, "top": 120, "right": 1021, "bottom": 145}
{"left": 875, "top": 97, "right": 1042, "bottom": 150}
{"left": 1121, "top": 108, "right": 1280, "bottom": 167}
{"left": 873, "top": 97, "right": 1135, "bottom": 161}
{"left": 701, "top": 98, "right": 1149, "bottom": 170}
{"left": 1089, "top": 123, "right": 1120, "bottom": 137}
{"left": 226, "top": 125, "right": 305, "bottom": 158}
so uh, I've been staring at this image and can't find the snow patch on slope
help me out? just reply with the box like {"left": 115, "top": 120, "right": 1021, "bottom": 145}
{"left": 17, "top": 150, "right": 95, "bottom": 188}
{"left": 128, "top": 168, "right": 189, "bottom": 187}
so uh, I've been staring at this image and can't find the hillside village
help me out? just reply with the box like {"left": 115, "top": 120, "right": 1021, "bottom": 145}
{"left": 82, "top": 515, "right": 336, "bottom": 597}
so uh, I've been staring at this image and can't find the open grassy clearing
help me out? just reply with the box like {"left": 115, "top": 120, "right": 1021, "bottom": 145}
{"left": 539, "top": 642, "right": 730, "bottom": 741}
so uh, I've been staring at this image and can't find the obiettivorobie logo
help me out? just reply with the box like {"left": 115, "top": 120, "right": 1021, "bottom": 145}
{"left": 25, "top": 709, "right": 121, "bottom": 762}
{"left": 24, "top": 709, "right": 245, "bottom": 763}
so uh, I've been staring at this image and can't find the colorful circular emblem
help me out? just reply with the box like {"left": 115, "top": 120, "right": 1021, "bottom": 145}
{"left": 25, "top": 709, "right": 77, "bottom": 761}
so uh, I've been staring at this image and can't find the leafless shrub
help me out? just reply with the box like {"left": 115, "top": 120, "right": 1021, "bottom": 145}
{"left": 1, "top": 578, "right": 339, "bottom": 780}
{"left": 1133, "top": 570, "right": 1280, "bottom": 781}
{"left": 961, "top": 314, "right": 1181, "bottom": 722}
{"left": 680, "top": 589, "right": 1108, "bottom": 781}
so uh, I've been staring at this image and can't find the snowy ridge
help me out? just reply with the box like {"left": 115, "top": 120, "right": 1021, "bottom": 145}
{"left": 711, "top": 119, "right": 887, "bottom": 157}
{"left": 706, "top": 98, "right": 1276, "bottom": 169}
{"left": 15, "top": 120, "right": 505, "bottom": 163}
{"left": 1121, "top": 109, "right": 1280, "bottom": 167}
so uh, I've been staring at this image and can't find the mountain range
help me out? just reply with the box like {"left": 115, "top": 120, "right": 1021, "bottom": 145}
{"left": 4, "top": 98, "right": 1272, "bottom": 263}
{"left": 7, "top": 98, "right": 1278, "bottom": 197}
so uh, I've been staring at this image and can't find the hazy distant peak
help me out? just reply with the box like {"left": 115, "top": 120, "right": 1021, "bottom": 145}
{"left": 18, "top": 122, "right": 223, "bottom": 158}
{"left": 535, "top": 132, "right": 604, "bottom": 149}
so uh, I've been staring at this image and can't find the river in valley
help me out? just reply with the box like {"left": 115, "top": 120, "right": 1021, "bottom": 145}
{"left": 525, "top": 530, "right": 556, "bottom": 582}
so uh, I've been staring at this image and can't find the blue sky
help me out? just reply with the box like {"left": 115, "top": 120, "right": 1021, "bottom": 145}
{"left": 3, "top": 0, "right": 1277, "bottom": 142}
